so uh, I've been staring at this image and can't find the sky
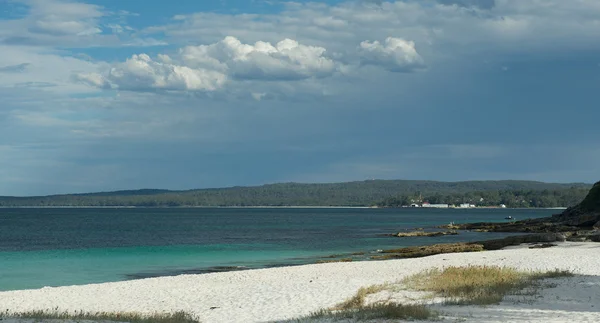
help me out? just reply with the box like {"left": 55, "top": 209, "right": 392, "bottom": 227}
{"left": 0, "top": 0, "right": 599, "bottom": 196}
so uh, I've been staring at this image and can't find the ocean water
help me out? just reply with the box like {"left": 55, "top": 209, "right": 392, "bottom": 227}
{"left": 0, "top": 207, "right": 557, "bottom": 291}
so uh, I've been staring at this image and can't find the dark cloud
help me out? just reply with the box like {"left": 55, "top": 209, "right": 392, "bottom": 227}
{"left": 14, "top": 82, "right": 57, "bottom": 88}
{"left": 437, "top": 0, "right": 495, "bottom": 9}
{"left": 0, "top": 63, "right": 30, "bottom": 73}
{"left": 1, "top": 36, "right": 35, "bottom": 46}
{"left": 361, "top": 0, "right": 383, "bottom": 5}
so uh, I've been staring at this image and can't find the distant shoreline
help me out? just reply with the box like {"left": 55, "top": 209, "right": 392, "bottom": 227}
{"left": 0, "top": 206, "right": 567, "bottom": 209}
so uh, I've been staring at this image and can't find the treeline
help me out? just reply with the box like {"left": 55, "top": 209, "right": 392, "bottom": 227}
{"left": 376, "top": 187, "right": 591, "bottom": 208}
{"left": 0, "top": 180, "right": 592, "bottom": 208}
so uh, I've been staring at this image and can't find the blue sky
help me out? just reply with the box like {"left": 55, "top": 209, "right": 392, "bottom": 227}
{"left": 0, "top": 0, "right": 599, "bottom": 196}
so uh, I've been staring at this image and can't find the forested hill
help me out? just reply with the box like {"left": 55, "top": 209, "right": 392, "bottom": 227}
{"left": 0, "top": 180, "right": 592, "bottom": 208}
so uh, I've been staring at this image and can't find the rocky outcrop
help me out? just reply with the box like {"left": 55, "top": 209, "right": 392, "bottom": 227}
{"left": 390, "top": 231, "right": 459, "bottom": 238}
{"left": 372, "top": 242, "right": 485, "bottom": 260}
{"left": 551, "top": 181, "right": 600, "bottom": 227}
{"left": 440, "top": 181, "right": 600, "bottom": 234}
{"left": 366, "top": 184, "right": 600, "bottom": 262}
{"left": 474, "top": 233, "right": 566, "bottom": 250}
{"left": 371, "top": 232, "right": 575, "bottom": 260}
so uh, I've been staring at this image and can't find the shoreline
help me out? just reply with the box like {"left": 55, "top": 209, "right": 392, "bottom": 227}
{"left": 0, "top": 231, "right": 575, "bottom": 292}
{"left": 0, "top": 205, "right": 566, "bottom": 209}
{"left": 1, "top": 241, "right": 598, "bottom": 323}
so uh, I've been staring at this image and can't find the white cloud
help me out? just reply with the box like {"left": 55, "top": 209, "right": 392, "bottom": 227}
{"left": 83, "top": 54, "right": 228, "bottom": 92}
{"left": 106, "top": 24, "right": 125, "bottom": 34}
{"left": 72, "top": 72, "right": 107, "bottom": 88}
{"left": 148, "top": 0, "right": 600, "bottom": 60}
{"left": 0, "top": 45, "right": 100, "bottom": 94}
{"left": 0, "top": 0, "right": 158, "bottom": 48}
{"left": 78, "top": 36, "right": 340, "bottom": 93}
{"left": 358, "top": 37, "right": 425, "bottom": 72}
{"left": 180, "top": 36, "right": 337, "bottom": 81}
{"left": 1, "top": 0, "right": 600, "bottom": 195}
{"left": 26, "top": 0, "right": 103, "bottom": 36}
{"left": 122, "top": 38, "right": 168, "bottom": 47}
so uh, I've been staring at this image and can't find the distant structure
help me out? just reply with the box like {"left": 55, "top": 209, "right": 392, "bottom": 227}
{"left": 458, "top": 203, "right": 476, "bottom": 208}
{"left": 422, "top": 202, "right": 450, "bottom": 208}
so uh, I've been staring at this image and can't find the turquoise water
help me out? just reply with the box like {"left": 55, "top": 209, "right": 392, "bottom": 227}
{"left": 0, "top": 207, "right": 556, "bottom": 291}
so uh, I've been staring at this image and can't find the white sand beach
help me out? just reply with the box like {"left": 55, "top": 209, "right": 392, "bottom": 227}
{"left": 1, "top": 242, "right": 599, "bottom": 323}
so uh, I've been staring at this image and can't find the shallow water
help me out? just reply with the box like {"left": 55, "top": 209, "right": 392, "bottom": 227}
{"left": 0, "top": 207, "right": 556, "bottom": 291}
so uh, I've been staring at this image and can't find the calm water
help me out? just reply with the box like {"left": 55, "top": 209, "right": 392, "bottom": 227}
{"left": 0, "top": 207, "right": 557, "bottom": 291}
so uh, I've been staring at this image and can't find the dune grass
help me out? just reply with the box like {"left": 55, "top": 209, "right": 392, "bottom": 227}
{"left": 305, "top": 303, "right": 435, "bottom": 321}
{"left": 334, "top": 284, "right": 391, "bottom": 310}
{"left": 0, "top": 310, "right": 200, "bottom": 323}
{"left": 403, "top": 265, "right": 573, "bottom": 305}
{"left": 294, "top": 283, "right": 437, "bottom": 322}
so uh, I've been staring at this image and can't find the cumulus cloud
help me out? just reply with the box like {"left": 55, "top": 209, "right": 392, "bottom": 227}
{"left": 77, "top": 36, "right": 339, "bottom": 92}
{"left": 76, "top": 54, "right": 227, "bottom": 92}
{"left": 180, "top": 36, "right": 337, "bottom": 81}
{"left": 358, "top": 37, "right": 425, "bottom": 72}
{"left": 72, "top": 72, "right": 108, "bottom": 88}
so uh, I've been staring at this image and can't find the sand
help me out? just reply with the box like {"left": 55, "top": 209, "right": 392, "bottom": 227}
{"left": 1, "top": 242, "right": 599, "bottom": 323}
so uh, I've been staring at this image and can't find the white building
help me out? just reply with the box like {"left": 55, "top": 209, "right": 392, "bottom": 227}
{"left": 422, "top": 203, "right": 450, "bottom": 208}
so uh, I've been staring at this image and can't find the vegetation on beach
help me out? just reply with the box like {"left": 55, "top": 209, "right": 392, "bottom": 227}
{"left": 335, "top": 284, "right": 392, "bottom": 310}
{"left": 299, "top": 283, "right": 436, "bottom": 321}
{"left": 0, "top": 180, "right": 590, "bottom": 207}
{"left": 296, "top": 266, "right": 572, "bottom": 321}
{"left": 403, "top": 265, "right": 573, "bottom": 305}
{"left": 304, "top": 303, "right": 436, "bottom": 321}
{"left": 0, "top": 310, "right": 200, "bottom": 323}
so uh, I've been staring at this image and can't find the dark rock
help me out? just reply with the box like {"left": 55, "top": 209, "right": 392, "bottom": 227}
{"left": 448, "top": 181, "right": 600, "bottom": 234}
{"left": 563, "top": 213, "right": 600, "bottom": 227}
{"left": 392, "top": 231, "right": 458, "bottom": 237}
{"left": 374, "top": 243, "right": 484, "bottom": 259}
{"left": 475, "top": 233, "right": 566, "bottom": 250}
{"left": 552, "top": 181, "right": 600, "bottom": 227}
{"left": 529, "top": 243, "right": 557, "bottom": 249}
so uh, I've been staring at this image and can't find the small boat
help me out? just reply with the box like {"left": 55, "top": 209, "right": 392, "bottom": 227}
{"left": 505, "top": 216, "right": 513, "bottom": 220}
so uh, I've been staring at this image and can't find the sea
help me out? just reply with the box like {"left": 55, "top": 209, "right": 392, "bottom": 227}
{"left": 0, "top": 207, "right": 558, "bottom": 291}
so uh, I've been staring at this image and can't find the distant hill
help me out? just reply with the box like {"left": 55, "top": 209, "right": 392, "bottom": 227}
{"left": 0, "top": 180, "right": 592, "bottom": 207}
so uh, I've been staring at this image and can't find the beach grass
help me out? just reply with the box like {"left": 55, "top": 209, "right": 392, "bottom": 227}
{"left": 402, "top": 265, "right": 573, "bottom": 305}
{"left": 305, "top": 303, "right": 435, "bottom": 321}
{"left": 335, "top": 283, "right": 391, "bottom": 310}
{"left": 295, "top": 265, "right": 572, "bottom": 321}
{"left": 294, "top": 283, "right": 437, "bottom": 322}
{"left": 0, "top": 310, "right": 200, "bottom": 323}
